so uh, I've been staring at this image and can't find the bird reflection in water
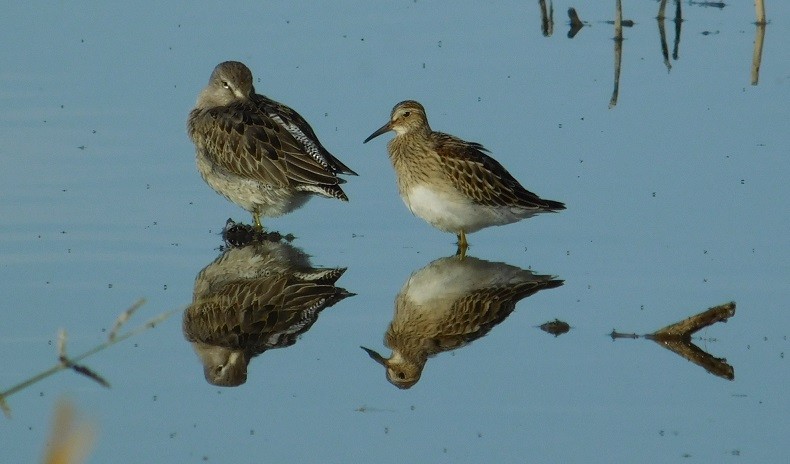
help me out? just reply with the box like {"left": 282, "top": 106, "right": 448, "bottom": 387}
{"left": 362, "top": 255, "right": 562, "bottom": 389}
{"left": 183, "top": 222, "right": 354, "bottom": 386}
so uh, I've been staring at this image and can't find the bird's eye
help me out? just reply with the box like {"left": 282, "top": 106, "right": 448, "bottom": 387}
{"left": 402, "top": 111, "right": 411, "bottom": 117}
{"left": 222, "top": 81, "right": 231, "bottom": 90}
{"left": 397, "top": 372, "right": 406, "bottom": 380}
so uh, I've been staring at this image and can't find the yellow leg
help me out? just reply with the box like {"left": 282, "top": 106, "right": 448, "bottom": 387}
{"left": 252, "top": 213, "right": 263, "bottom": 230}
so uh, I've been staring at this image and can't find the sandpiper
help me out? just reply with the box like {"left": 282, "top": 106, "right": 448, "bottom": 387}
{"left": 188, "top": 61, "right": 357, "bottom": 229}
{"left": 364, "top": 100, "right": 564, "bottom": 255}
{"left": 361, "top": 255, "right": 562, "bottom": 388}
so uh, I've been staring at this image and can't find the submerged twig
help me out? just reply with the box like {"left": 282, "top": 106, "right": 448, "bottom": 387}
{"left": 0, "top": 299, "right": 175, "bottom": 418}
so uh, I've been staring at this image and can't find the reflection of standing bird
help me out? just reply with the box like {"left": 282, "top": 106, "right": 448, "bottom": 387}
{"left": 183, "top": 239, "right": 354, "bottom": 386}
{"left": 187, "top": 61, "right": 357, "bottom": 229}
{"left": 364, "top": 100, "right": 564, "bottom": 255}
{"left": 362, "top": 255, "right": 562, "bottom": 389}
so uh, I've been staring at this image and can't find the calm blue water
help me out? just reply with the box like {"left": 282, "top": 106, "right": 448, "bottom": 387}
{"left": 2, "top": 1, "right": 788, "bottom": 462}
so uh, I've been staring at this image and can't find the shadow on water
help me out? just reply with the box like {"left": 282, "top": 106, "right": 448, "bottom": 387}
{"left": 361, "top": 254, "right": 563, "bottom": 389}
{"left": 182, "top": 221, "right": 355, "bottom": 387}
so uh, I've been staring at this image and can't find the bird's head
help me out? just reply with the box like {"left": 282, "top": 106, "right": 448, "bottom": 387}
{"left": 364, "top": 100, "right": 429, "bottom": 143}
{"left": 196, "top": 61, "right": 255, "bottom": 108}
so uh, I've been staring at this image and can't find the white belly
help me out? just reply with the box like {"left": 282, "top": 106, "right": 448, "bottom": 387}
{"left": 402, "top": 184, "right": 525, "bottom": 234}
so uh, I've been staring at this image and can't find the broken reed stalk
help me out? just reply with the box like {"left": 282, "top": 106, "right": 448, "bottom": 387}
{"left": 0, "top": 299, "right": 175, "bottom": 418}
{"left": 755, "top": 0, "right": 766, "bottom": 25}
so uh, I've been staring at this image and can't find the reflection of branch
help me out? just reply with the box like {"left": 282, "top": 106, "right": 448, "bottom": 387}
{"left": 0, "top": 300, "right": 175, "bottom": 418}
{"left": 672, "top": 0, "right": 682, "bottom": 60}
{"left": 609, "top": 0, "right": 624, "bottom": 109}
{"left": 657, "top": 0, "right": 672, "bottom": 72}
{"left": 651, "top": 337, "right": 734, "bottom": 380}
{"left": 539, "top": 0, "right": 554, "bottom": 37}
{"left": 751, "top": 23, "right": 766, "bottom": 86}
{"left": 610, "top": 302, "right": 736, "bottom": 380}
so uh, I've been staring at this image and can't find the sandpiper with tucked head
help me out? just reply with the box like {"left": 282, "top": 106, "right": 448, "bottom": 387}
{"left": 363, "top": 100, "right": 565, "bottom": 255}
{"left": 188, "top": 61, "right": 357, "bottom": 229}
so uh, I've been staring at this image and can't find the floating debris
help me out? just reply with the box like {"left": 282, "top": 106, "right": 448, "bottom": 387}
{"left": 221, "top": 218, "right": 295, "bottom": 248}
{"left": 538, "top": 319, "right": 571, "bottom": 337}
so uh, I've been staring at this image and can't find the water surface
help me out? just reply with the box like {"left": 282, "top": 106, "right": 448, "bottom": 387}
{"left": 1, "top": 1, "right": 788, "bottom": 462}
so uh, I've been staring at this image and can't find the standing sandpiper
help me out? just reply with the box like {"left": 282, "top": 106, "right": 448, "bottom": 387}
{"left": 364, "top": 100, "right": 564, "bottom": 255}
{"left": 188, "top": 61, "right": 357, "bottom": 229}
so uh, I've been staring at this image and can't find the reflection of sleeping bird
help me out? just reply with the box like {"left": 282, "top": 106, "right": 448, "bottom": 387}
{"left": 362, "top": 255, "right": 562, "bottom": 389}
{"left": 183, "top": 240, "right": 353, "bottom": 386}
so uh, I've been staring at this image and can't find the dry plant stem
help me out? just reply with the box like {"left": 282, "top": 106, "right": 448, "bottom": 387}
{"left": 109, "top": 299, "right": 146, "bottom": 341}
{"left": 0, "top": 300, "right": 175, "bottom": 418}
{"left": 755, "top": 0, "right": 766, "bottom": 25}
{"left": 649, "top": 301, "right": 735, "bottom": 339}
